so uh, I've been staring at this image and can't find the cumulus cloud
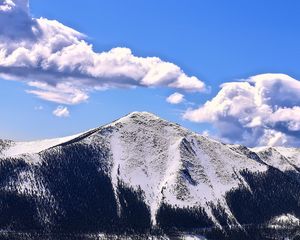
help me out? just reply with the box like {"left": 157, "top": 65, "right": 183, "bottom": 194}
{"left": 0, "top": 0, "right": 206, "bottom": 106}
{"left": 184, "top": 73, "right": 300, "bottom": 147}
{"left": 166, "top": 92, "right": 185, "bottom": 104}
{"left": 53, "top": 106, "right": 70, "bottom": 118}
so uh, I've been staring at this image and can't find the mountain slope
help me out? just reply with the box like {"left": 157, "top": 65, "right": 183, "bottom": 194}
{"left": 0, "top": 112, "right": 300, "bottom": 239}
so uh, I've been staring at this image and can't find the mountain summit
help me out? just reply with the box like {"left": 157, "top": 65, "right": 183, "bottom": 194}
{"left": 0, "top": 112, "right": 300, "bottom": 239}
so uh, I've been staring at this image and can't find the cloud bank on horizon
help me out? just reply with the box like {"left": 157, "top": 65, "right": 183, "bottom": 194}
{"left": 0, "top": 0, "right": 205, "bottom": 106}
{"left": 184, "top": 74, "right": 300, "bottom": 147}
{"left": 1, "top": 0, "right": 300, "bottom": 147}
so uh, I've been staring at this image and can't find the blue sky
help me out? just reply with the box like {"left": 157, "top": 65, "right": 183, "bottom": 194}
{"left": 1, "top": 0, "right": 300, "bottom": 146}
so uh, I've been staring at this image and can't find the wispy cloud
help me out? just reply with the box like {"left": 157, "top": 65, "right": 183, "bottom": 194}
{"left": 53, "top": 106, "right": 70, "bottom": 118}
{"left": 34, "top": 105, "right": 43, "bottom": 111}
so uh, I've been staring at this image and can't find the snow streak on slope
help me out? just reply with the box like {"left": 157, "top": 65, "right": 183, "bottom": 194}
{"left": 108, "top": 112, "right": 188, "bottom": 224}
{"left": 103, "top": 112, "right": 268, "bottom": 224}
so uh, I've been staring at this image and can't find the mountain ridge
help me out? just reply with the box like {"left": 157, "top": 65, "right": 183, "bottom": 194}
{"left": 2, "top": 111, "right": 298, "bottom": 158}
{"left": 0, "top": 111, "right": 300, "bottom": 239}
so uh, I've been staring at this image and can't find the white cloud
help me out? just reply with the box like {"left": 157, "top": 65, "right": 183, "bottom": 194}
{"left": 53, "top": 106, "right": 70, "bottom": 118}
{"left": 202, "top": 130, "right": 210, "bottom": 137}
{"left": 26, "top": 81, "right": 89, "bottom": 105}
{"left": 184, "top": 73, "right": 300, "bottom": 147}
{"left": 34, "top": 105, "right": 43, "bottom": 111}
{"left": 0, "top": 0, "right": 206, "bottom": 106}
{"left": 166, "top": 92, "right": 185, "bottom": 104}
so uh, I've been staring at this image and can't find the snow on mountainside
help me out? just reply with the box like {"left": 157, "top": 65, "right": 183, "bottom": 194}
{"left": 269, "top": 214, "right": 300, "bottom": 227}
{"left": 108, "top": 112, "right": 271, "bottom": 224}
{"left": 0, "top": 131, "right": 94, "bottom": 159}
{"left": 1, "top": 111, "right": 300, "bottom": 233}
{"left": 251, "top": 146, "right": 300, "bottom": 172}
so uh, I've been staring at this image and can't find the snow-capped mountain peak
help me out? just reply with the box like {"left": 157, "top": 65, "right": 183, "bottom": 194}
{"left": 0, "top": 112, "right": 300, "bottom": 235}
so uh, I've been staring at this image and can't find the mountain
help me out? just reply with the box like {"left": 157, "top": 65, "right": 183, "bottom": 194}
{"left": 0, "top": 112, "right": 300, "bottom": 239}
